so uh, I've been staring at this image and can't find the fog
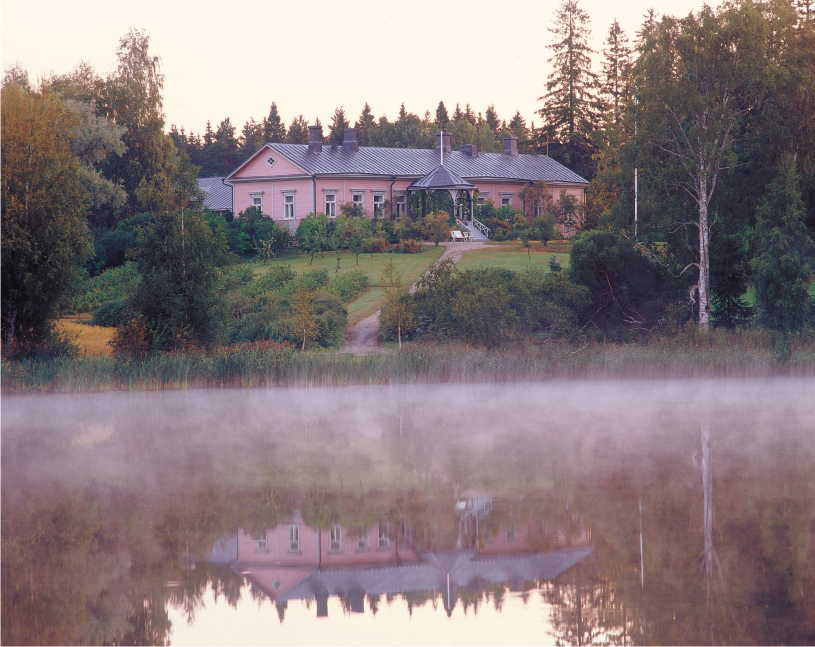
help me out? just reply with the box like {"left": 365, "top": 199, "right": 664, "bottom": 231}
{"left": 3, "top": 378, "right": 814, "bottom": 645}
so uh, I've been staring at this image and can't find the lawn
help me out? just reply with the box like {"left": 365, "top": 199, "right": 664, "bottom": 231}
{"left": 58, "top": 319, "right": 115, "bottom": 357}
{"left": 245, "top": 246, "right": 446, "bottom": 324}
{"left": 456, "top": 240, "right": 570, "bottom": 273}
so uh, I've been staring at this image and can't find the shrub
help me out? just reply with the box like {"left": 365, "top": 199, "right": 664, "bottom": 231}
{"left": 66, "top": 262, "right": 141, "bottom": 314}
{"left": 243, "top": 265, "right": 297, "bottom": 297}
{"left": 326, "top": 270, "right": 369, "bottom": 303}
{"left": 91, "top": 300, "right": 131, "bottom": 327}
{"left": 110, "top": 316, "right": 151, "bottom": 358}
{"left": 394, "top": 239, "right": 424, "bottom": 254}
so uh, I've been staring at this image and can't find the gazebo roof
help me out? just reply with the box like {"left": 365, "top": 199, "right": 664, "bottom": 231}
{"left": 408, "top": 165, "right": 475, "bottom": 191}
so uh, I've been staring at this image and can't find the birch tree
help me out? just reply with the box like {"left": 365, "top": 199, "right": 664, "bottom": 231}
{"left": 633, "top": 3, "right": 770, "bottom": 331}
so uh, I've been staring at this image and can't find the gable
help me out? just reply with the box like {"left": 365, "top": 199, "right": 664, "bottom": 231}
{"left": 228, "top": 145, "right": 309, "bottom": 180}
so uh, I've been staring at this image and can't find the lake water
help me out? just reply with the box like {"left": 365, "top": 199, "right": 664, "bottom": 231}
{"left": 2, "top": 378, "right": 814, "bottom": 645}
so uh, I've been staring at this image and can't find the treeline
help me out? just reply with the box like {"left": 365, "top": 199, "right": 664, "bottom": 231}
{"left": 169, "top": 101, "right": 534, "bottom": 177}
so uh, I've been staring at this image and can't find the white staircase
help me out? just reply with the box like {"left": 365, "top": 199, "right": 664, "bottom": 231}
{"left": 456, "top": 218, "right": 490, "bottom": 241}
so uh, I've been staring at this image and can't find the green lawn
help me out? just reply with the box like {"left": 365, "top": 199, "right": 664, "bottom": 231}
{"left": 456, "top": 241, "right": 570, "bottom": 273}
{"left": 245, "top": 246, "right": 446, "bottom": 324}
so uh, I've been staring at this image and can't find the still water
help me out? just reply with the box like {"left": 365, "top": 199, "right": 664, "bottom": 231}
{"left": 2, "top": 378, "right": 814, "bottom": 645}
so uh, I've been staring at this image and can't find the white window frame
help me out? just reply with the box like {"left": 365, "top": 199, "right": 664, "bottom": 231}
{"left": 351, "top": 191, "right": 365, "bottom": 209}
{"left": 256, "top": 530, "right": 268, "bottom": 553}
{"left": 395, "top": 193, "right": 407, "bottom": 217}
{"left": 266, "top": 156, "right": 276, "bottom": 168}
{"left": 377, "top": 523, "right": 390, "bottom": 550}
{"left": 324, "top": 191, "right": 338, "bottom": 218}
{"left": 329, "top": 525, "right": 343, "bottom": 553}
{"left": 288, "top": 524, "right": 300, "bottom": 553}
{"left": 282, "top": 191, "right": 296, "bottom": 220}
{"left": 250, "top": 192, "right": 263, "bottom": 213}
{"left": 356, "top": 526, "right": 370, "bottom": 553}
{"left": 477, "top": 193, "right": 489, "bottom": 206}
{"left": 500, "top": 193, "right": 513, "bottom": 207}
{"left": 372, "top": 192, "right": 385, "bottom": 217}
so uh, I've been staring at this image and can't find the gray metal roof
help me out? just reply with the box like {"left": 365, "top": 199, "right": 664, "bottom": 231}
{"left": 264, "top": 143, "right": 588, "bottom": 185}
{"left": 198, "top": 177, "right": 233, "bottom": 212}
{"left": 409, "top": 165, "right": 476, "bottom": 191}
{"left": 273, "top": 546, "right": 593, "bottom": 602}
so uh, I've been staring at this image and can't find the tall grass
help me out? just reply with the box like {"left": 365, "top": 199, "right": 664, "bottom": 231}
{"left": 3, "top": 329, "right": 813, "bottom": 392}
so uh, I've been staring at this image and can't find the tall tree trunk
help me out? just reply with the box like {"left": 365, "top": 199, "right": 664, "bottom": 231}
{"left": 698, "top": 177, "right": 711, "bottom": 332}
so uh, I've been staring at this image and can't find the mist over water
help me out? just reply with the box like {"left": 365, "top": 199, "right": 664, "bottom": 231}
{"left": 3, "top": 378, "right": 814, "bottom": 645}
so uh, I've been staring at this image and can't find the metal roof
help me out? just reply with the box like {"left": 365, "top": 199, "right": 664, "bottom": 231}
{"left": 198, "top": 177, "right": 233, "bottom": 212}
{"left": 265, "top": 143, "right": 588, "bottom": 185}
{"left": 409, "top": 165, "right": 476, "bottom": 191}
{"left": 273, "top": 546, "right": 594, "bottom": 602}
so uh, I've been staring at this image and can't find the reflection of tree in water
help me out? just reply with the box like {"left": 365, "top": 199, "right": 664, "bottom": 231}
{"left": 544, "top": 560, "right": 632, "bottom": 646}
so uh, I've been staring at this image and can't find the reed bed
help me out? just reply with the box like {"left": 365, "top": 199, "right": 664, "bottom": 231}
{"left": 3, "top": 330, "right": 814, "bottom": 392}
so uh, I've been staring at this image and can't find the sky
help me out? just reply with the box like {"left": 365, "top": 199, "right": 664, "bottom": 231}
{"left": 2, "top": 0, "right": 713, "bottom": 138}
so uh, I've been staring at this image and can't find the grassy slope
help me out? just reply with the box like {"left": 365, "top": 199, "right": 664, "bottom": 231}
{"left": 57, "top": 320, "right": 115, "bottom": 357}
{"left": 245, "top": 247, "right": 446, "bottom": 324}
{"left": 456, "top": 241, "right": 570, "bottom": 273}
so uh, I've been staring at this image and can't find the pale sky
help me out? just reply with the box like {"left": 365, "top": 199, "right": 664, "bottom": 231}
{"left": 2, "top": 0, "right": 713, "bottom": 138}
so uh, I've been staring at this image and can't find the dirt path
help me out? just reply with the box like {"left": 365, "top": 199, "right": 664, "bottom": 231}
{"left": 340, "top": 242, "right": 489, "bottom": 355}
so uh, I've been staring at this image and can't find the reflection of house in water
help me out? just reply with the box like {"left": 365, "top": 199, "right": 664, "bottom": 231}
{"left": 209, "top": 497, "right": 593, "bottom": 619}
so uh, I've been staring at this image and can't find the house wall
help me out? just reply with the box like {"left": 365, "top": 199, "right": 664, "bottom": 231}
{"left": 231, "top": 177, "right": 314, "bottom": 230}
{"left": 237, "top": 516, "right": 320, "bottom": 566}
{"left": 231, "top": 146, "right": 308, "bottom": 180}
{"left": 318, "top": 524, "right": 421, "bottom": 566}
{"left": 313, "top": 177, "right": 414, "bottom": 217}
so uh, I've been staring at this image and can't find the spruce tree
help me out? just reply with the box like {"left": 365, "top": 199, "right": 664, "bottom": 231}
{"left": 262, "top": 102, "right": 286, "bottom": 142}
{"left": 355, "top": 103, "right": 375, "bottom": 145}
{"left": 537, "top": 0, "right": 600, "bottom": 179}
{"left": 329, "top": 106, "right": 349, "bottom": 145}
{"left": 287, "top": 115, "right": 309, "bottom": 144}
{"left": 600, "top": 19, "right": 631, "bottom": 128}
{"left": 435, "top": 101, "right": 449, "bottom": 130}
{"left": 751, "top": 156, "right": 814, "bottom": 332}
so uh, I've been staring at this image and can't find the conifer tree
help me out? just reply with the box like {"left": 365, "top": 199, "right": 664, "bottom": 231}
{"left": 262, "top": 102, "right": 286, "bottom": 142}
{"left": 537, "top": 0, "right": 600, "bottom": 179}
{"left": 435, "top": 101, "right": 449, "bottom": 130}
{"left": 484, "top": 105, "right": 501, "bottom": 138}
{"left": 329, "top": 106, "right": 349, "bottom": 145}
{"left": 751, "top": 156, "right": 814, "bottom": 332}
{"left": 287, "top": 115, "right": 309, "bottom": 144}
{"left": 600, "top": 19, "right": 631, "bottom": 128}
{"left": 355, "top": 103, "right": 375, "bottom": 145}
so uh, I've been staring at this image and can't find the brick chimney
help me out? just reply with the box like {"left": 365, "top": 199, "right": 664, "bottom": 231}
{"left": 459, "top": 144, "right": 478, "bottom": 158}
{"left": 308, "top": 125, "right": 322, "bottom": 153}
{"left": 436, "top": 131, "right": 452, "bottom": 154}
{"left": 503, "top": 136, "right": 518, "bottom": 156}
{"left": 343, "top": 128, "right": 359, "bottom": 152}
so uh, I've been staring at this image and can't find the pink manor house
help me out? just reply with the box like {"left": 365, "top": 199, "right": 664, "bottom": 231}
{"left": 212, "top": 127, "right": 588, "bottom": 236}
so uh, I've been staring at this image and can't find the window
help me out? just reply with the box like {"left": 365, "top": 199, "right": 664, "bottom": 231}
{"left": 329, "top": 525, "right": 343, "bottom": 553}
{"left": 505, "top": 525, "right": 517, "bottom": 543}
{"left": 500, "top": 194, "right": 512, "bottom": 207}
{"left": 250, "top": 193, "right": 263, "bottom": 213}
{"left": 352, "top": 192, "right": 365, "bottom": 209}
{"left": 256, "top": 530, "right": 268, "bottom": 553}
{"left": 283, "top": 192, "right": 295, "bottom": 219}
{"left": 477, "top": 193, "right": 488, "bottom": 206}
{"left": 534, "top": 203, "right": 544, "bottom": 218}
{"left": 372, "top": 193, "right": 385, "bottom": 217}
{"left": 395, "top": 193, "right": 407, "bottom": 217}
{"left": 356, "top": 526, "right": 370, "bottom": 552}
{"left": 266, "top": 156, "right": 276, "bottom": 168}
{"left": 378, "top": 523, "right": 390, "bottom": 550}
{"left": 324, "top": 193, "right": 337, "bottom": 218}
{"left": 288, "top": 524, "right": 300, "bottom": 552}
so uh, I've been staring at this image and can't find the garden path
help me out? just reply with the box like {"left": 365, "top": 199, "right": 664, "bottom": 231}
{"left": 341, "top": 241, "right": 490, "bottom": 355}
